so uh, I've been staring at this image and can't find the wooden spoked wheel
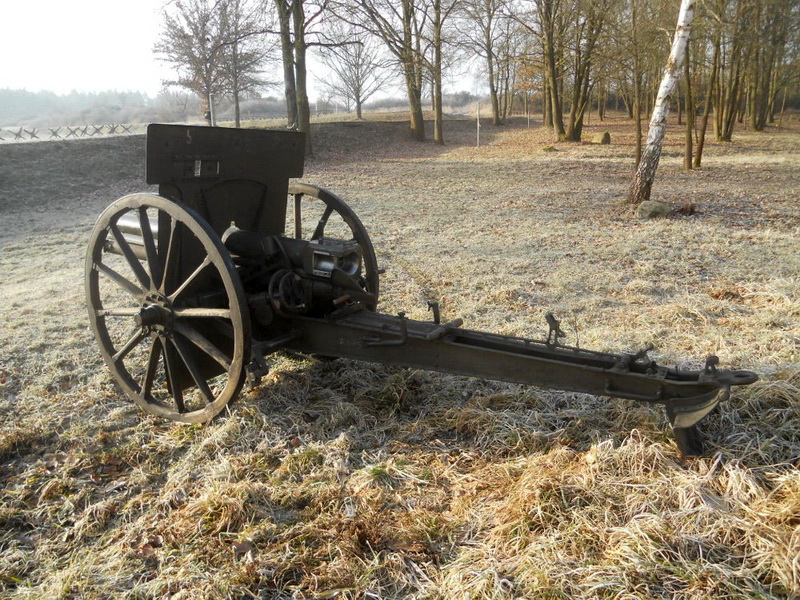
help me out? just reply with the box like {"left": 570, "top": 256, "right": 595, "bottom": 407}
{"left": 288, "top": 183, "right": 379, "bottom": 310}
{"left": 85, "top": 193, "right": 251, "bottom": 423}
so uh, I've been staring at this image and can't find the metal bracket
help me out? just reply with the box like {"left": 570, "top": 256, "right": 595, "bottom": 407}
{"left": 613, "top": 343, "right": 655, "bottom": 372}
{"left": 704, "top": 355, "right": 719, "bottom": 375}
{"left": 246, "top": 331, "right": 300, "bottom": 387}
{"left": 545, "top": 312, "right": 566, "bottom": 347}
{"left": 427, "top": 301, "right": 441, "bottom": 325}
{"left": 246, "top": 356, "right": 270, "bottom": 387}
{"left": 363, "top": 313, "right": 409, "bottom": 347}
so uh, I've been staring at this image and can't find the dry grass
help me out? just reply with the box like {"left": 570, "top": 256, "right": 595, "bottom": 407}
{"left": 0, "top": 113, "right": 798, "bottom": 599}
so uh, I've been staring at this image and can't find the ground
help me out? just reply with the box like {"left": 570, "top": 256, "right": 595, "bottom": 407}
{"left": 0, "top": 114, "right": 798, "bottom": 599}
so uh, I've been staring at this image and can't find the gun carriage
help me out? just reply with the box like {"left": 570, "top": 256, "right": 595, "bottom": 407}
{"left": 85, "top": 124, "right": 757, "bottom": 456}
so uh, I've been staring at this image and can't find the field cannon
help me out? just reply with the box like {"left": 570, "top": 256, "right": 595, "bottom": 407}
{"left": 85, "top": 124, "right": 757, "bottom": 456}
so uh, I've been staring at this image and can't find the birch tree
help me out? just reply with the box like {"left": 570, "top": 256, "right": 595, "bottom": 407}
{"left": 627, "top": 0, "right": 696, "bottom": 205}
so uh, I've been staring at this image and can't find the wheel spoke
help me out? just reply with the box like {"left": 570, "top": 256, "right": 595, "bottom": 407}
{"left": 113, "top": 330, "right": 146, "bottom": 363}
{"left": 174, "top": 322, "right": 231, "bottom": 371}
{"left": 95, "top": 261, "right": 145, "bottom": 299}
{"left": 96, "top": 306, "right": 140, "bottom": 317}
{"left": 311, "top": 205, "right": 334, "bottom": 240}
{"left": 141, "top": 337, "right": 162, "bottom": 398}
{"left": 139, "top": 207, "right": 163, "bottom": 287}
{"left": 162, "top": 338, "right": 186, "bottom": 413}
{"left": 159, "top": 216, "right": 177, "bottom": 293}
{"left": 110, "top": 222, "right": 151, "bottom": 290}
{"left": 288, "top": 184, "right": 378, "bottom": 311}
{"left": 173, "top": 308, "right": 231, "bottom": 319}
{"left": 293, "top": 193, "right": 303, "bottom": 238}
{"left": 168, "top": 256, "right": 212, "bottom": 303}
{"left": 171, "top": 335, "right": 215, "bottom": 404}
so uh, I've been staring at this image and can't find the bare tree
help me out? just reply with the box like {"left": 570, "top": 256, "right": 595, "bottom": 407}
{"left": 345, "top": 0, "right": 430, "bottom": 141}
{"left": 514, "top": 0, "right": 567, "bottom": 138}
{"left": 456, "top": 0, "right": 508, "bottom": 126}
{"left": 562, "top": 0, "right": 611, "bottom": 141}
{"left": 219, "top": 0, "right": 274, "bottom": 126}
{"left": 715, "top": 0, "right": 749, "bottom": 141}
{"left": 320, "top": 20, "right": 395, "bottom": 119}
{"left": 428, "top": 0, "right": 461, "bottom": 144}
{"left": 155, "top": 0, "right": 228, "bottom": 120}
{"left": 156, "top": 0, "right": 271, "bottom": 125}
{"left": 683, "top": 40, "right": 694, "bottom": 169}
{"left": 269, "top": 0, "right": 344, "bottom": 153}
{"left": 746, "top": 0, "right": 793, "bottom": 131}
{"left": 627, "top": 0, "right": 696, "bottom": 205}
{"left": 271, "top": 0, "right": 298, "bottom": 127}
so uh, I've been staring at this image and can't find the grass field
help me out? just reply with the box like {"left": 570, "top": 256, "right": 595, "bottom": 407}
{"left": 0, "top": 113, "right": 798, "bottom": 599}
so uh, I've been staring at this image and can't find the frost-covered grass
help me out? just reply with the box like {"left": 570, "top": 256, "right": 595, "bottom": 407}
{"left": 0, "top": 114, "right": 798, "bottom": 598}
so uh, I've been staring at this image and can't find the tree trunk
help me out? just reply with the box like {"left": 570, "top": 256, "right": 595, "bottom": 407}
{"left": 432, "top": 0, "right": 445, "bottom": 144}
{"left": 598, "top": 82, "right": 606, "bottom": 121}
{"left": 718, "top": 8, "right": 744, "bottom": 144}
{"left": 489, "top": 78, "right": 501, "bottom": 126}
{"left": 231, "top": 41, "right": 241, "bottom": 127}
{"left": 777, "top": 85, "right": 787, "bottom": 129}
{"left": 540, "top": 0, "right": 565, "bottom": 139}
{"left": 403, "top": 66, "right": 425, "bottom": 141}
{"left": 683, "top": 43, "right": 693, "bottom": 170}
{"left": 274, "top": 0, "right": 297, "bottom": 128}
{"left": 543, "top": 77, "right": 550, "bottom": 127}
{"left": 634, "top": 84, "right": 642, "bottom": 165}
{"left": 719, "top": 54, "right": 742, "bottom": 141}
{"left": 403, "top": 0, "right": 425, "bottom": 141}
{"left": 631, "top": 0, "right": 642, "bottom": 165}
{"left": 292, "top": 0, "right": 311, "bottom": 155}
{"left": 565, "top": 12, "right": 600, "bottom": 146}
{"left": 627, "top": 0, "right": 695, "bottom": 205}
{"left": 485, "top": 14, "right": 501, "bottom": 126}
{"left": 694, "top": 27, "right": 718, "bottom": 169}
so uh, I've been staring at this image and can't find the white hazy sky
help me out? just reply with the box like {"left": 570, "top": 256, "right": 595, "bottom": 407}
{"left": 2, "top": 0, "right": 173, "bottom": 96}
{"left": 1, "top": 0, "right": 474, "bottom": 99}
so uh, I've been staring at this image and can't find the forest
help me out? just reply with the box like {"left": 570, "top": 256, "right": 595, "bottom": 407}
{"left": 153, "top": 0, "right": 798, "bottom": 150}
{"left": 3, "top": 0, "right": 797, "bottom": 156}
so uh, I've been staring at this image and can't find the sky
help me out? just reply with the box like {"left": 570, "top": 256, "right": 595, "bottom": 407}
{"left": 1, "top": 0, "right": 174, "bottom": 96}
{"left": 0, "top": 0, "right": 474, "bottom": 100}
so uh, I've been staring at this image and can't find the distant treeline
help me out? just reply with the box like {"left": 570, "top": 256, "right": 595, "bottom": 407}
{"left": 0, "top": 89, "right": 287, "bottom": 127}
{"left": 1, "top": 89, "right": 155, "bottom": 127}
{"left": 0, "top": 88, "right": 480, "bottom": 128}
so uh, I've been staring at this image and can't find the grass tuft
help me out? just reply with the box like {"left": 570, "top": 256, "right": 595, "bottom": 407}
{"left": 0, "top": 115, "right": 797, "bottom": 598}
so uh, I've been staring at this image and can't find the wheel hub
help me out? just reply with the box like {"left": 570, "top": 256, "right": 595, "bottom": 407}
{"left": 136, "top": 292, "right": 173, "bottom": 332}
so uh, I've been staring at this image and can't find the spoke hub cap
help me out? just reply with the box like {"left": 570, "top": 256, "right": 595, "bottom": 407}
{"left": 136, "top": 292, "right": 173, "bottom": 332}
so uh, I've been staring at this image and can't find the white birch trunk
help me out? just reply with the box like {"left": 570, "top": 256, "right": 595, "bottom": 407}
{"left": 628, "top": 0, "right": 696, "bottom": 204}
